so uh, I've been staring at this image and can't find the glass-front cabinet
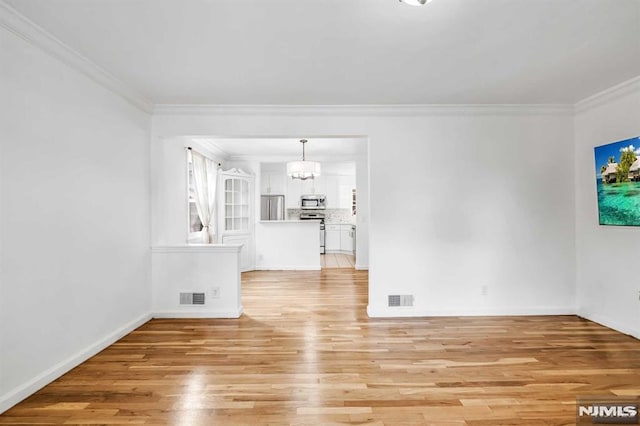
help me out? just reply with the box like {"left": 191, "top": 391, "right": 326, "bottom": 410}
{"left": 224, "top": 177, "right": 250, "bottom": 232}
{"left": 218, "top": 168, "right": 254, "bottom": 272}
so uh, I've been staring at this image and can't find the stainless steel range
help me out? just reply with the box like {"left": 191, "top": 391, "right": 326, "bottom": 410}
{"left": 300, "top": 212, "right": 325, "bottom": 254}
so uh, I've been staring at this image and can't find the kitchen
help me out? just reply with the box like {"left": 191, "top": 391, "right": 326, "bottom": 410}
{"left": 183, "top": 136, "right": 368, "bottom": 272}
{"left": 260, "top": 160, "right": 357, "bottom": 269}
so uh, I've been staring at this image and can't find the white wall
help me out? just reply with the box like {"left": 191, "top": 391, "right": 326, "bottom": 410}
{"left": 152, "top": 245, "right": 242, "bottom": 318}
{"left": 151, "top": 106, "right": 576, "bottom": 317}
{"left": 0, "top": 27, "right": 151, "bottom": 411}
{"left": 152, "top": 137, "right": 189, "bottom": 246}
{"left": 355, "top": 152, "right": 369, "bottom": 269}
{"left": 574, "top": 78, "right": 640, "bottom": 339}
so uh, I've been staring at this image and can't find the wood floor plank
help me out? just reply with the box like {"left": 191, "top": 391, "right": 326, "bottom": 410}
{"left": 321, "top": 253, "right": 354, "bottom": 269}
{"left": 1, "top": 269, "right": 639, "bottom": 425}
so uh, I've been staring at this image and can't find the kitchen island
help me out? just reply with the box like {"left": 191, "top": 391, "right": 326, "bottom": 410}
{"left": 255, "top": 220, "right": 321, "bottom": 270}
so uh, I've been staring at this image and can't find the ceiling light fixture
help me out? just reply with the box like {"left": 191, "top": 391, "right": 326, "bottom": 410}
{"left": 399, "top": 0, "right": 432, "bottom": 5}
{"left": 287, "top": 139, "right": 321, "bottom": 180}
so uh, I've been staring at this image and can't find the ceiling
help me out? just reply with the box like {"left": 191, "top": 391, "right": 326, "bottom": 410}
{"left": 190, "top": 137, "right": 367, "bottom": 162}
{"left": 4, "top": 0, "right": 640, "bottom": 105}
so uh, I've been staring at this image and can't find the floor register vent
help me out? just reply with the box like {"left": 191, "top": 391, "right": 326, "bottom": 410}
{"left": 388, "top": 295, "right": 414, "bottom": 307}
{"left": 180, "top": 292, "right": 206, "bottom": 305}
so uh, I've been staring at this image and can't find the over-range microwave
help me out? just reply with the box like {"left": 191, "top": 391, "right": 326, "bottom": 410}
{"left": 301, "top": 194, "right": 326, "bottom": 210}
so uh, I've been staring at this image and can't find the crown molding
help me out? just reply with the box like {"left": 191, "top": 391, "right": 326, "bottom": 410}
{"left": 0, "top": 1, "right": 153, "bottom": 113}
{"left": 153, "top": 103, "right": 574, "bottom": 117}
{"left": 6, "top": 0, "right": 633, "bottom": 118}
{"left": 574, "top": 76, "right": 640, "bottom": 114}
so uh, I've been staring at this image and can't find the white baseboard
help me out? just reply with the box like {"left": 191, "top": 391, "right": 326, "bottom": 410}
{"left": 0, "top": 312, "right": 151, "bottom": 414}
{"left": 355, "top": 264, "right": 369, "bottom": 270}
{"left": 153, "top": 306, "right": 243, "bottom": 319}
{"left": 367, "top": 305, "right": 576, "bottom": 318}
{"left": 577, "top": 310, "right": 640, "bottom": 340}
{"left": 254, "top": 266, "right": 321, "bottom": 271}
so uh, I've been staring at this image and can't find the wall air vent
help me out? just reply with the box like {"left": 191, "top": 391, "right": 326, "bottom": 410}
{"left": 388, "top": 295, "right": 414, "bottom": 307}
{"left": 179, "top": 292, "right": 206, "bottom": 305}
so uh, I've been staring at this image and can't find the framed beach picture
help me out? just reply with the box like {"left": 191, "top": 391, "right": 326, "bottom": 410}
{"left": 594, "top": 136, "right": 640, "bottom": 226}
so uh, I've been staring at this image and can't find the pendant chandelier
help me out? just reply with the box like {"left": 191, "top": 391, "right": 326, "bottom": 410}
{"left": 287, "top": 139, "right": 321, "bottom": 180}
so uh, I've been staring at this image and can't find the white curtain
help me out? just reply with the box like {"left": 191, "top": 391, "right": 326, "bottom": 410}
{"left": 190, "top": 150, "right": 218, "bottom": 243}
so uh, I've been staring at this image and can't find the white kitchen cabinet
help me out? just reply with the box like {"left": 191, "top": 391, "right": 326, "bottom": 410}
{"left": 325, "top": 225, "right": 341, "bottom": 251}
{"left": 286, "top": 175, "right": 326, "bottom": 208}
{"left": 265, "top": 162, "right": 355, "bottom": 209}
{"left": 261, "top": 171, "right": 285, "bottom": 195}
{"left": 259, "top": 174, "right": 268, "bottom": 194}
{"left": 325, "top": 224, "right": 354, "bottom": 253}
{"left": 286, "top": 178, "right": 301, "bottom": 208}
{"left": 299, "top": 176, "right": 324, "bottom": 195}
{"left": 311, "top": 175, "right": 325, "bottom": 195}
{"left": 325, "top": 176, "right": 339, "bottom": 208}
{"left": 338, "top": 175, "right": 356, "bottom": 209}
{"left": 340, "top": 226, "right": 354, "bottom": 252}
{"left": 221, "top": 173, "right": 250, "bottom": 232}
{"left": 218, "top": 168, "right": 254, "bottom": 271}
{"left": 324, "top": 175, "right": 355, "bottom": 209}
{"left": 300, "top": 178, "right": 313, "bottom": 195}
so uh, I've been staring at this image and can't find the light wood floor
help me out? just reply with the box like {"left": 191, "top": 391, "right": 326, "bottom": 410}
{"left": 2, "top": 269, "right": 639, "bottom": 425}
{"left": 321, "top": 252, "right": 355, "bottom": 269}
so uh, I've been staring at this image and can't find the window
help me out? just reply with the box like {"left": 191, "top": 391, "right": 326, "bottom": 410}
{"left": 186, "top": 148, "right": 220, "bottom": 243}
{"left": 187, "top": 158, "right": 204, "bottom": 241}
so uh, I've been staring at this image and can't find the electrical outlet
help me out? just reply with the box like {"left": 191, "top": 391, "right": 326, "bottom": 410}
{"left": 481, "top": 285, "right": 488, "bottom": 296}
{"left": 211, "top": 287, "right": 220, "bottom": 298}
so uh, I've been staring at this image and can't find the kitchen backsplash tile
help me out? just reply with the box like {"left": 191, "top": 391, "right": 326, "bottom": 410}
{"left": 287, "top": 208, "right": 355, "bottom": 224}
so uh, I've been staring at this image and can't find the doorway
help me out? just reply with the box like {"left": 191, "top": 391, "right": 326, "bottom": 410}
{"left": 181, "top": 135, "right": 369, "bottom": 272}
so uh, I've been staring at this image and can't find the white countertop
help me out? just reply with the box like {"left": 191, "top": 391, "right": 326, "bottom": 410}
{"left": 259, "top": 220, "right": 355, "bottom": 226}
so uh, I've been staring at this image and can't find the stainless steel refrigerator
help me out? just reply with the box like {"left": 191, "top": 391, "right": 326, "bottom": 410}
{"left": 260, "top": 195, "right": 285, "bottom": 220}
